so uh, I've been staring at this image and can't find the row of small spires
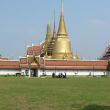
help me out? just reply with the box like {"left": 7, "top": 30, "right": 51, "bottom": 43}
{"left": 45, "top": 51, "right": 80, "bottom": 60}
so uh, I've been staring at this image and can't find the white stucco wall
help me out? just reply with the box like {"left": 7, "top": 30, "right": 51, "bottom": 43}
{"left": 0, "top": 68, "right": 108, "bottom": 77}
{"left": 38, "top": 69, "right": 107, "bottom": 77}
{"left": 0, "top": 69, "right": 21, "bottom": 75}
{"left": 21, "top": 69, "right": 27, "bottom": 76}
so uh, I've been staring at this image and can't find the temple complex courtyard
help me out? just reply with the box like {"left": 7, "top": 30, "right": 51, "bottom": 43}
{"left": 0, "top": 77, "right": 110, "bottom": 110}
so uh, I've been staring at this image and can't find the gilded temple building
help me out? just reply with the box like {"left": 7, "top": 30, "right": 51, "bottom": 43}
{"left": 52, "top": 3, "right": 73, "bottom": 59}
{"left": 0, "top": 2, "right": 109, "bottom": 77}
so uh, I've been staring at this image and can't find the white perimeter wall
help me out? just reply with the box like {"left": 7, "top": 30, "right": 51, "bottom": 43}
{"left": 0, "top": 69, "right": 21, "bottom": 75}
{"left": 38, "top": 69, "right": 107, "bottom": 77}
{"left": 0, "top": 69, "right": 108, "bottom": 77}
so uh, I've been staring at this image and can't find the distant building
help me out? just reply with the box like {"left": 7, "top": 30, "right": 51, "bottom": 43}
{"left": 0, "top": 2, "right": 109, "bottom": 77}
{"left": 100, "top": 44, "right": 110, "bottom": 60}
{"left": 0, "top": 57, "right": 8, "bottom": 60}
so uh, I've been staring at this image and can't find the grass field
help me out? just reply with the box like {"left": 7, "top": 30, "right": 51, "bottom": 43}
{"left": 0, "top": 77, "right": 110, "bottom": 110}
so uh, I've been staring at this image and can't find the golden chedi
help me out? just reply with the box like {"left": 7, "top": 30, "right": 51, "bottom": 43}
{"left": 44, "top": 22, "right": 53, "bottom": 59}
{"left": 45, "top": 22, "right": 52, "bottom": 49}
{"left": 47, "top": 16, "right": 56, "bottom": 56}
{"left": 52, "top": 2, "right": 73, "bottom": 59}
{"left": 42, "top": 22, "right": 52, "bottom": 58}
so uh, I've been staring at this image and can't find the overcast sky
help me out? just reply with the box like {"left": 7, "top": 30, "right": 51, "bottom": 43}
{"left": 0, "top": 0, "right": 110, "bottom": 59}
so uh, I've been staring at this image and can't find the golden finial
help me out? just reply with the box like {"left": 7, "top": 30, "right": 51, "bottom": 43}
{"left": 57, "top": 0, "right": 67, "bottom": 36}
{"left": 47, "top": 22, "right": 51, "bottom": 34}
{"left": 61, "top": 0, "right": 64, "bottom": 15}
{"left": 74, "top": 52, "right": 80, "bottom": 60}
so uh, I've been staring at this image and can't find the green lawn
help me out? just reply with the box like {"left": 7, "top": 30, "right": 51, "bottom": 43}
{"left": 0, "top": 77, "right": 110, "bottom": 110}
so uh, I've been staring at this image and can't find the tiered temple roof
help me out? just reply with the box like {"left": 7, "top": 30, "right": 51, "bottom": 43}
{"left": 27, "top": 44, "right": 44, "bottom": 56}
{"left": 0, "top": 1, "right": 109, "bottom": 72}
{"left": 0, "top": 60, "right": 20, "bottom": 69}
{"left": 44, "top": 60, "right": 108, "bottom": 70}
{"left": 100, "top": 44, "right": 110, "bottom": 60}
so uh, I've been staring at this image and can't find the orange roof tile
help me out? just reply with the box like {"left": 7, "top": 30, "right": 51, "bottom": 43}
{"left": 27, "top": 45, "right": 43, "bottom": 56}
{"left": 20, "top": 58, "right": 27, "bottom": 64}
{"left": 45, "top": 60, "right": 108, "bottom": 70}
{"left": 0, "top": 61, "right": 20, "bottom": 69}
{"left": 20, "top": 64, "right": 29, "bottom": 68}
{"left": 45, "top": 60, "right": 108, "bottom": 66}
{"left": 45, "top": 66, "right": 107, "bottom": 70}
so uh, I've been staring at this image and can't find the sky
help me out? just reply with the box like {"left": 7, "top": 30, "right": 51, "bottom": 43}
{"left": 0, "top": 0, "right": 110, "bottom": 59}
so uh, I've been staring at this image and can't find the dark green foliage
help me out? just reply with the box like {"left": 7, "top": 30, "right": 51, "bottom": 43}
{"left": 81, "top": 105, "right": 110, "bottom": 110}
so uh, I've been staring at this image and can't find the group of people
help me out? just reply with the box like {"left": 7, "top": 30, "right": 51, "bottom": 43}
{"left": 52, "top": 72, "right": 67, "bottom": 78}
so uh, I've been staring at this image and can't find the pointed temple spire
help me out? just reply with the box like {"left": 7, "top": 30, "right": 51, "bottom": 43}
{"left": 45, "top": 11, "right": 57, "bottom": 57}
{"left": 45, "top": 22, "right": 52, "bottom": 41}
{"left": 45, "top": 22, "right": 52, "bottom": 49}
{"left": 53, "top": 10, "right": 56, "bottom": 38}
{"left": 61, "top": 0, "right": 64, "bottom": 15}
{"left": 57, "top": 0, "right": 67, "bottom": 36}
{"left": 47, "top": 22, "right": 51, "bottom": 35}
{"left": 52, "top": 0, "right": 73, "bottom": 59}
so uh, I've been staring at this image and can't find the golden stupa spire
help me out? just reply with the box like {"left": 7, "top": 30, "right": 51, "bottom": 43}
{"left": 45, "top": 22, "right": 52, "bottom": 41}
{"left": 53, "top": 10, "right": 56, "bottom": 38}
{"left": 47, "top": 22, "right": 51, "bottom": 36}
{"left": 45, "top": 22, "right": 52, "bottom": 48}
{"left": 57, "top": 0, "right": 67, "bottom": 36}
{"left": 52, "top": 0, "right": 73, "bottom": 59}
{"left": 61, "top": 0, "right": 64, "bottom": 16}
